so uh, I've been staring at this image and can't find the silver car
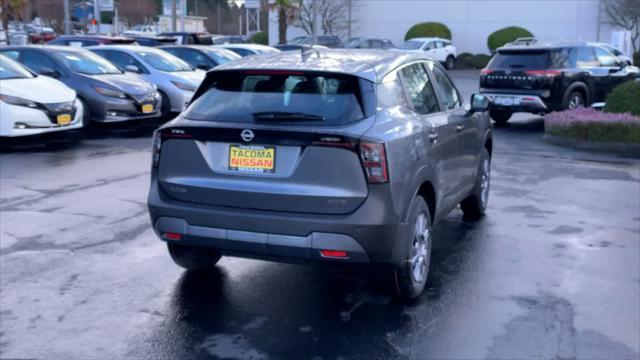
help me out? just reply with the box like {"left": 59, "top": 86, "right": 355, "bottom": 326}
{"left": 89, "top": 45, "right": 206, "bottom": 118}
{"left": 147, "top": 49, "right": 493, "bottom": 300}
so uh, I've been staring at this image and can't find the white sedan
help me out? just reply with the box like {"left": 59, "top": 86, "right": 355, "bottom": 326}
{"left": 397, "top": 37, "right": 457, "bottom": 69}
{"left": 0, "top": 54, "right": 83, "bottom": 138}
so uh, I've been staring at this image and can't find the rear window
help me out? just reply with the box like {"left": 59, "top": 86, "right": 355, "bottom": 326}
{"left": 489, "top": 48, "right": 574, "bottom": 69}
{"left": 184, "top": 70, "right": 371, "bottom": 126}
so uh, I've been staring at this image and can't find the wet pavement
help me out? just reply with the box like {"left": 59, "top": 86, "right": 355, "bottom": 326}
{"left": 1, "top": 71, "right": 639, "bottom": 360}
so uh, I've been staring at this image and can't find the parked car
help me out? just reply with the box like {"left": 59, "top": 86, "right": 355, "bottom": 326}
{"left": 159, "top": 32, "right": 213, "bottom": 45}
{"left": 160, "top": 45, "right": 241, "bottom": 70}
{"left": 288, "top": 35, "right": 343, "bottom": 48}
{"left": 397, "top": 37, "right": 457, "bottom": 70}
{"left": 479, "top": 40, "right": 640, "bottom": 125}
{"left": 122, "top": 25, "right": 157, "bottom": 37}
{"left": 27, "top": 27, "right": 57, "bottom": 44}
{"left": 0, "top": 54, "right": 83, "bottom": 141}
{"left": 344, "top": 37, "right": 395, "bottom": 49}
{"left": 589, "top": 42, "right": 633, "bottom": 65}
{"left": 89, "top": 45, "right": 206, "bottom": 118}
{"left": 211, "top": 35, "right": 251, "bottom": 45}
{"left": 48, "top": 35, "right": 137, "bottom": 47}
{"left": 273, "top": 44, "right": 327, "bottom": 52}
{"left": 124, "top": 36, "right": 177, "bottom": 47}
{"left": 215, "top": 44, "right": 280, "bottom": 57}
{"left": 0, "top": 45, "right": 161, "bottom": 129}
{"left": 147, "top": 49, "right": 493, "bottom": 300}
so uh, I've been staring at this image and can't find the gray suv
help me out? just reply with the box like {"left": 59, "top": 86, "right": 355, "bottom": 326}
{"left": 147, "top": 50, "right": 493, "bottom": 299}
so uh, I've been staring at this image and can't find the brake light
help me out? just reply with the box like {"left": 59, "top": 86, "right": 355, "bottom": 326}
{"left": 359, "top": 142, "right": 388, "bottom": 183}
{"left": 525, "top": 69, "right": 562, "bottom": 77}
{"left": 480, "top": 68, "right": 494, "bottom": 75}
{"left": 320, "top": 250, "right": 348, "bottom": 258}
{"left": 162, "top": 232, "right": 182, "bottom": 241}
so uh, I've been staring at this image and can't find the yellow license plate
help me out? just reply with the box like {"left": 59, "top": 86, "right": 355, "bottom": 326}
{"left": 56, "top": 114, "right": 71, "bottom": 125}
{"left": 142, "top": 104, "right": 154, "bottom": 114}
{"left": 229, "top": 145, "right": 276, "bottom": 173}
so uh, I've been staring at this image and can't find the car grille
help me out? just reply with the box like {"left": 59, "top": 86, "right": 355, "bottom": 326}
{"left": 131, "top": 93, "right": 156, "bottom": 104}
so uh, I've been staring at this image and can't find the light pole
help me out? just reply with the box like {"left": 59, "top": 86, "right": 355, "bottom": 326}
{"left": 171, "top": 0, "right": 177, "bottom": 32}
{"left": 63, "top": 0, "right": 71, "bottom": 34}
{"left": 312, "top": 0, "right": 319, "bottom": 35}
{"left": 93, "top": 0, "right": 101, "bottom": 34}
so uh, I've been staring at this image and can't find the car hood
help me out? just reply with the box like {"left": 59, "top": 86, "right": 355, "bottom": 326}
{"left": 86, "top": 73, "right": 155, "bottom": 95}
{"left": 166, "top": 70, "right": 206, "bottom": 87}
{"left": 1, "top": 76, "right": 75, "bottom": 103}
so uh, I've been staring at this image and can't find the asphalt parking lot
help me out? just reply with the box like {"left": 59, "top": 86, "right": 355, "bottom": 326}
{"left": 1, "top": 71, "right": 639, "bottom": 360}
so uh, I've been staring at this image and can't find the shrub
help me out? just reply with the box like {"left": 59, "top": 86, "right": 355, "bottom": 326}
{"left": 487, "top": 26, "right": 533, "bottom": 52}
{"left": 405, "top": 22, "right": 451, "bottom": 41}
{"left": 250, "top": 31, "right": 268, "bottom": 45}
{"left": 470, "top": 54, "right": 492, "bottom": 69}
{"left": 604, "top": 81, "right": 640, "bottom": 116}
{"left": 634, "top": 51, "right": 640, "bottom": 66}
{"left": 454, "top": 53, "right": 492, "bottom": 69}
{"left": 545, "top": 107, "right": 640, "bottom": 143}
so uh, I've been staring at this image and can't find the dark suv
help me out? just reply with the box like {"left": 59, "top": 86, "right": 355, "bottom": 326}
{"left": 147, "top": 50, "right": 493, "bottom": 300}
{"left": 480, "top": 40, "right": 640, "bottom": 125}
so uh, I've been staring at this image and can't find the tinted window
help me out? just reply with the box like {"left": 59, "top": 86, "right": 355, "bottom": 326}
{"left": 167, "top": 48, "right": 212, "bottom": 68}
{"left": 576, "top": 47, "right": 597, "bottom": 68}
{"left": 370, "top": 39, "right": 383, "bottom": 48}
{"left": 135, "top": 49, "right": 192, "bottom": 72}
{"left": 400, "top": 40, "right": 423, "bottom": 50}
{"left": 488, "top": 50, "right": 571, "bottom": 69}
{"left": 593, "top": 47, "right": 617, "bottom": 67}
{"left": 430, "top": 64, "right": 460, "bottom": 110}
{"left": 95, "top": 50, "right": 146, "bottom": 73}
{"left": 81, "top": 40, "right": 99, "bottom": 47}
{"left": 549, "top": 47, "right": 574, "bottom": 68}
{"left": 185, "top": 70, "right": 366, "bottom": 125}
{"left": 400, "top": 63, "right": 439, "bottom": 114}
{"left": 20, "top": 50, "right": 61, "bottom": 74}
{"left": 226, "top": 47, "right": 255, "bottom": 57}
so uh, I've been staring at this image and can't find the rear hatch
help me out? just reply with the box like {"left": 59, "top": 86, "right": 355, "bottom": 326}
{"left": 156, "top": 69, "right": 377, "bottom": 215}
{"left": 481, "top": 48, "right": 571, "bottom": 90}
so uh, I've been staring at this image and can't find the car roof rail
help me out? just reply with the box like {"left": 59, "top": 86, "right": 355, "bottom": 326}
{"left": 508, "top": 37, "right": 537, "bottom": 46}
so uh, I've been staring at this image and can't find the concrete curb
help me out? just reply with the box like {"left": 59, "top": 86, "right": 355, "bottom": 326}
{"left": 543, "top": 134, "right": 640, "bottom": 157}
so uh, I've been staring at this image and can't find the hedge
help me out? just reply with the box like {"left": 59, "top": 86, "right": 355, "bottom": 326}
{"left": 487, "top": 26, "right": 533, "bottom": 52}
{"left": 545, "top": 108, "right": 640, "bottom": 144}
{"left": 250, "top": 31, "right": 268, "bottom": 45}
{"left": 455, "top": 52, "right": 492, "bottom": 69}
{"left": 634, "top": 52, "right": 639, "bottom": 66}
{"left": 405, "top": 22, "right": 451, "bottom": 41}
{"left": 604, "top": 81, "right": 640, "bottom": 116}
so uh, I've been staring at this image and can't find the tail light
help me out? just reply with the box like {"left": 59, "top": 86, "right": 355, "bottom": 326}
{"left": 525, "top": 69, "right": 562, "bottom": 78}
{"left": 151, "top": 130, "right": 162, "bottom": 168}
{"left": 320, "top": 250, "right": 349, "bottom": 259}
{"left": 480, "top": 68, "right": 494, "bottom": 75}
{"left": 359, "top": 142, "right": 388, "bottom": 183}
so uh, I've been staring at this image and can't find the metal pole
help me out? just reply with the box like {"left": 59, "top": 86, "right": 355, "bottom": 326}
{"left": 245, "top": 7, "right": 249, "bottom": 35}
{"left": 195, "top": 0, "right": 198, "bottom": 16}
{"left": 347, "top": 0, "right": 351, "bottom": 39}
{"left": 63, "top": 0, "right": 71, "bottom": 34}
{"left": 171, "top": 0, "right": 177, "bottom": 32}
{"left": 312, "top": 0, "right": 319, "bottom": 35}
{"left": 94, "top": 0, "right": 101, "bottom": 34}
{"left": 114, "top": 3, "right": 118, "bottom": 35}
{"left": 596, "top": 0, "right": 602, "bottom": 42}
{"left": 217, "top": 1, "right": 221, "bottom": 34}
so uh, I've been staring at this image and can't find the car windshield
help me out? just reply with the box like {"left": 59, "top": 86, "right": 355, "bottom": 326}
{"left": 345, "top": 38, "right": 361, "bottom": 47}
{"left": 55, "top": 49, "right": 122, "bottom": 75}
{"left": 602, "top": 45, "right": 622, "bottom": 56}
{"left": 0, "top": 55, "right": 34, "bottom": 79}
{"left": 136, "top": 50, "right": 193, "bottom": 72}
{"left": 185, "top": 70, "right": 366, "bottom": 125}
{"left": 400, "top": 40, "right": 423, "bottom": 50}
{"left": 202, "top": 49, "right": 241, "bottom": 64}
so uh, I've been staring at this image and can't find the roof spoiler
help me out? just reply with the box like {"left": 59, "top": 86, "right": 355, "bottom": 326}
{"left": 506, "top": 37, "right": 537, "bottom": 46}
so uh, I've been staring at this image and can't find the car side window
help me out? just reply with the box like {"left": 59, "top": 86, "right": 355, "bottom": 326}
{"left": 99, "top": 50, "right": 147, "bottom": 73}
{"left": 21, "top": 50, "right": 61, "bottom": 75}
{"left": 424, "top": 42, "right": 434, "bottom": 50}
{"left": 429, "top": 64, "right": 461, "bottom": 110}
{"left": 435, "top": 41, "right": 445, "bottom": 49}
{"left": 399, "top": 63, "right": 440, "bottom": 114}
{"left": 175, "top": 49, "right": 211, "bottom": 67}
{"left": 81, "top": 40, "right": 99, "bottom": 47}
{"left": 370, "top": 39, "right": 383, "bottom": 48}
{"left": 1, "top": 50, "right": 20, "bottom": 61}
{"left": 576, "top": 47, "right": 597, "bottom": 68}
{"left": 593, "top": 47, "right": 617, "bottom": 67}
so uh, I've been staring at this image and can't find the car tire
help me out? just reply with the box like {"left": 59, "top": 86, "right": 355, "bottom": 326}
{"left": 159, "top": 91, "right": 172, "bottom": 120}
{"left": 78, "top": 98, "right": 95, "bottom": 135}
{"left": 562, "top": 90, "right": 585, "bottom": 110}
{"left": 167, "top": 243, "right": 222, "bottom": 271}
{"left": 391, "top": 196, "right": 432, "bottom": 301}
{"left": 460, "top": 148, "right": 491, "bottom": 219}
{"left": 445, "top": 55, "right": 455, "bottom": 70}
{"left": 489, "top": 109, "right": 512, "bottom": 126}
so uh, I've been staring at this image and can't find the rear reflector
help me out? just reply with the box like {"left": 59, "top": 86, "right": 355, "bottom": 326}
{"left": 480, "top": 68, "right": 494, "bottom": 75}
{"left": 162, "top": 232, "right": 182, "bottom": 241}
{"left": 320, "top": 250, "right": 349, "bottom": 258}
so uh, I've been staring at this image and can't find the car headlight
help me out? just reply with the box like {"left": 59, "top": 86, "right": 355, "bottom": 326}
{"left": 171, "top": 81, "right": 197, "bottom": 92}
{"left": 0, "top": 94, "right": 39, "bottom": 108}
{"left": 93, "top": 86, "right": 127, "bottom": 99}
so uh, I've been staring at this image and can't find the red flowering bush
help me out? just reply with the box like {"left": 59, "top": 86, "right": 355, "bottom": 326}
{"left": 544, "top": 107, "right": 640, "bottom": 143}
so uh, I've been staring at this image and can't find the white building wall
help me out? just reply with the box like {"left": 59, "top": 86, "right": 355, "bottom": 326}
{"left": 269, "top": 0, "right": 610, "bottom": 54}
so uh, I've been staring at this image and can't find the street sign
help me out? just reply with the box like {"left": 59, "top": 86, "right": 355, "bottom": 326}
{"left": 100, "top": 0, "right": 114, "bottom": 11}
{"left": 163, "top": 0, "right": 187, "bottom": 16}
{"left": 245, "top": 0, "right": 261, "bottom": 9}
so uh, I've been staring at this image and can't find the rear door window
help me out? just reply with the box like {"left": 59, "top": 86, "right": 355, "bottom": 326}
{"left": 576, "top": 47, "right": 598, "bottom": 68}
{"left": 593, "top": 47, "right": 617, "bottom": 67}
{"left": 20, "top": 50, "right": 61, "bottom": 74}
{"left": 430, "top": 64, "right": 461, "bottom": 110}
{"left": 185, "top": 70, "right": 371, "bottom": 125}
{"left": 399, "top": 63, "right": 439, "bottom": 114}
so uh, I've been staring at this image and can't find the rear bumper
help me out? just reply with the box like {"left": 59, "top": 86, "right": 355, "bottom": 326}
{"left": 147, "top": 171, "right": 402, "bottom": 264}
{"left": 481, "top": 92, "right": 549, "bottom": 113}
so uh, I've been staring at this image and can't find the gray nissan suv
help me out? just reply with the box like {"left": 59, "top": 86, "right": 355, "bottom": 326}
{"left": 147, "top": 49, "right": 493, "bottom": 299}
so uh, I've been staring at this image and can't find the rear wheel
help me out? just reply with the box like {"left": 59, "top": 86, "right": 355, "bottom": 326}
{"left": 445, "top": 55, "right": 455, "bottom": 70}
{"left": 489, "top": 109, "right": 512, "bottom": 126}
{"left": 167, "top": 243, "right": 222, "bottom": 271}
{"left": 78, "top": 98, "right": 96, "bottom": 135}
{"left": 460, "top": 148, "right": 491, "bottom": 219}
{"left": 563, "top": 90, "right": 585, "bottom": 110}
{"left": 390, "top": 196, "right": 432, "bottom": 301}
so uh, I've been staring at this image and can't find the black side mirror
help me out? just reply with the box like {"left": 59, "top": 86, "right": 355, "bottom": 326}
{"left": 196, "top": 63, "right": 211, "bottom": 71}
{"left": 124, "top": 64, "right": 140, "bottom": 73}
{"left": 38, "top": 67, "right": 60, "bottom": 78}
{"left": 467, "top": 93, "right": 490, "bottom": 116}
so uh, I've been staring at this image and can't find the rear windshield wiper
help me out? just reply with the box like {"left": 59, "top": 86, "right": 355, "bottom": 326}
{"left": 252, "top": 112, "right": 325, "bottom": 121}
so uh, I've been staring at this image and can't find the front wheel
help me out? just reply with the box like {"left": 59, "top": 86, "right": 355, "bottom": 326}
{"left": 390, "top": 196, "right": 432, "bottom": 301}
{"left": 167, "top": 243, "right": 222, "bottom": 271}
{"left": 445, "top": 55, "right": 455, "bottom": 70}
{"left": 460, "top": 148, "right": 491, "bottom": 219}
{"left": 562, "top": 91, "right": 585, "bottom": 110}
{"left": 489, "top": 109, "right": 512, "bottom": 126}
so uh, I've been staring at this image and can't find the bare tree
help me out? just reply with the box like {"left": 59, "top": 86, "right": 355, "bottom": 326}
{"left": 1, "top": 0, "right": 28, "bottom": 35}
{"left": 292, "top": 0, "right": 356, "bottom": 38}
{"left": 603, "top": 0, "right": 640, "bottom": 52}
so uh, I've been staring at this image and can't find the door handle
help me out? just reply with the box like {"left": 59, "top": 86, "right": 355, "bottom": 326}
{"left": 428, "top": 132, "right": 439, "bottom": 143}
{"left": 456, "top": 124, "right": 465, "bottom": 132}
